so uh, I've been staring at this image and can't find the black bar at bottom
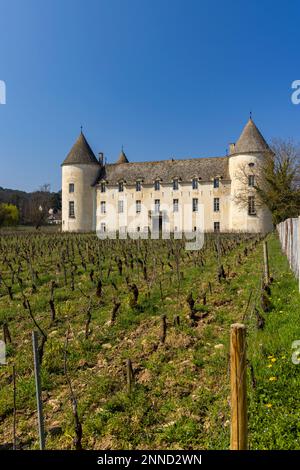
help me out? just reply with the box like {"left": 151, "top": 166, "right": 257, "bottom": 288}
{"left": 0, "top": 450, "right": 298, "bottom": 468}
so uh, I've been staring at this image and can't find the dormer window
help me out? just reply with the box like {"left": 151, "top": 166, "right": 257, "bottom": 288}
{"left": 213, "top": 178, "right": 220, "bottom": 188}
{"left": 248, "top": 162, "right": 255, "bottom": 168}
{"left": 118, "top": 181, "right": 124, "bottom": 192}
{"left": 173, "top": 179, "right": 179, "bottom": 190}
{"left": 154, "top": 180, "right": 160, "bottom": 191}
{"left": 100, "top": 182, "right": 106, "bottom": 193}
{"left": 136, "top": 181, "right": 141, "bottom": 192}
{"left": 192, "top": 178, "right": 198, "bottom": 190}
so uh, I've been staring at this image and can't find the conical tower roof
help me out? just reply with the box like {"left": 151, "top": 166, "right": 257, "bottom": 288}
{"left": 62, "top": 131, "right": 99, "bottom": 165}
{"left": 116, "top": 148, "right": 129, "bottom": 164}
{"left": 232, "top": 118, "right": 270, "bottom": 155}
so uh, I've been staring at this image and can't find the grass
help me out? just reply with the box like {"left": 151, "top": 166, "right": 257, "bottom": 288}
{"left": 247, "top": 237, "right": 300, "bottom": 449}
{"left": 0, "top": 231, "right": 299, "bottom": 449}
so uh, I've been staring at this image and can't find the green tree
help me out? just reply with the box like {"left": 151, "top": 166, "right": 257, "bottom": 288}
{"left": 0, "top": 203, "right": 19, "bottom": 227}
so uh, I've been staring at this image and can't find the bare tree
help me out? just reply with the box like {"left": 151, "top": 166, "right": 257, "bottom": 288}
{"left": 26, "top": 185, "right": 52, "bottom": 229}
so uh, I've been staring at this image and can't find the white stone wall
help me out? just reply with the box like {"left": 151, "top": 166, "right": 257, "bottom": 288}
{"left": 62, "top": 163, "right": 99, "bottom": 232}
{"left": 95, "top": 179, "right": 232, "bottom": 234}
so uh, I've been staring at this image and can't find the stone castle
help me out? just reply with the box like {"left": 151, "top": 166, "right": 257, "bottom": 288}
{"left": 61, "top": 118, "right": 273, "bottom": 234}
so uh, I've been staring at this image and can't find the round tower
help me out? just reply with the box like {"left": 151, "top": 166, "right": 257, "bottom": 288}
{"left": 61, "top": 130, "right": 100, "bottom": 232}
{"left": 228, "top": 118, "right": 273, "bottom": 233}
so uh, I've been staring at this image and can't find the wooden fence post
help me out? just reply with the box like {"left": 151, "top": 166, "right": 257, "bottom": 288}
{"left": 263, "top": 241, "right": 270, "bottom": 285}
{"left": 230, "top": 323, "right": 248, "bottom": 450}
{"left": 32, "top": 331, "right": 45, "bottom": 450}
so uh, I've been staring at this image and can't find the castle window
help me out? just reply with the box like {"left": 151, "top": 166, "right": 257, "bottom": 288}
{"left": 248, "top": 162, "right": 255, "bottom": 168}
{"left": 137, "top": 226, "right": 141, "bottom": 232}
{"left": 154, "top": 199, "right": 160, "bottom": 213}
{"left": 100, "top": 182, "right": 106, "bottom": 193}
{"left": 248, "top": 175, "right": 255, "bottom": 187}
{"left": 214, "top": 197, "right": 220, "bottom": 212}
{"left": 118, "top": 182, "right": 124, "bottom": 192}
{"left": 213, "top": 178, "right": 220, "bottom": 188}
{"left": 136, "top": 200, "right": 141, "bottom": 213}
{"left": 118, "top": 200, "right": 124, "bottom": 213}
{"left": 173, "top": 179, "right": 179, "bottom": 190}
{"left": 192, "top": 178, "right": 198, "bottom": 190}
{"left": 192, "top": 198, "right": 198, "bottom": 212}
{"left": 154, "top": 180, "right": 160, "bottom": 191}
{"left": 69, "top": 201, "right": 75, "bottom": 218}
{"left": 69, "top": 183, "right": 74, "bottom": 193}
{"left": 101, "top": 201, "right": 106, "bottom": 214}
{"left": 173, "top": 199, "right": 179, "bottom": 212}
{"left": 248, "top": 196, "right": 256, "bottom": 215}
{"left": 100, "top": 222, "right": 106, "bottom": 232}
{"left": 214, "top": 222, "right": 220, "bottom": 232}
{"left": 136, "top": 181, "right": 141, "bottom": 192}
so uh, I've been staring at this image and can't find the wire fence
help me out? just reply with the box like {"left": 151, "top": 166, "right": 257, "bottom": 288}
{"left": 277, "top": 217, "right": 300, "bottom": 282}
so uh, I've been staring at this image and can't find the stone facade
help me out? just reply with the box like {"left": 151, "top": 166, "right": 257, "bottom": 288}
{"left": 61, "top": 118, "right": 274, "bottom": 234}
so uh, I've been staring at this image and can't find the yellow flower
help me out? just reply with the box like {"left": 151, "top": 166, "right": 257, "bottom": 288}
{"left": 267, "top": 355, "right": 274, "bottom": 359}
{"left": 271, "top": 358, "right": 276, "bottom": 363}
{"left": 267, "top": 364, "right": 273, "bottom": 368}
{"left": 281, "top": 356, "right": 286, "bottom": 359}
{"left": 269, "top": 377, "right": 277, "bottom": 381}
{"left": 265, "top": 403, "right": 272, "bottom": 408}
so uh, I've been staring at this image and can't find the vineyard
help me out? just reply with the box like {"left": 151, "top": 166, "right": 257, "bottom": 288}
{"left": 0, "top": 230, "right": 300, "bottom": 450}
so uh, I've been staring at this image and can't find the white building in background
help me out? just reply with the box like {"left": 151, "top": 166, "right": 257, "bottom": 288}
{"left": 61, "top": 118, "right": 273, "bottom": 234}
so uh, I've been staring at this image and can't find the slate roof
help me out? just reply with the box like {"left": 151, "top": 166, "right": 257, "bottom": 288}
{"left": 231, "top": 118, "right": 270, "bottom": 155}
{"left": 63, "top": 118, "right": 269, "bottom": 186}
{"left": 62, "top": 132, "right": 99, "bottom": 166}
{"left": 96, "top": 156, "right": 230, "bottom": 185}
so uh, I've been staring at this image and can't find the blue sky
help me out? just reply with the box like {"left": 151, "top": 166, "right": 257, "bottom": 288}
{"left": 0, "top": 0, "right": 300, "bottom": 192}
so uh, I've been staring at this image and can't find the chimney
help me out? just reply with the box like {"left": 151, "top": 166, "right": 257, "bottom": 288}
{"left": 98, "top": 152, "right": 104, "bottom": 165}
{"left": 229, "top": 143, "right": 235, "bottom": 154}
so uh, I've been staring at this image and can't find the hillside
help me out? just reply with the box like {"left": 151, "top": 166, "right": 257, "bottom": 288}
{"left": 0, "top": 232, "right": 299, "bottom": 449}
{"left": 0, "top": 187, "right": 61, "bottom": 225}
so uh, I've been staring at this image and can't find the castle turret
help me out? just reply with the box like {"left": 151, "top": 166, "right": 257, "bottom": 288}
{"left": 61, "top": 130, "right": 100, "bottom": 232}
{"left": 228, "top": 118, "right": 273, "bottom": 233}
{"left": 116, "top": 147, "right": 129, "bottom": 164}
